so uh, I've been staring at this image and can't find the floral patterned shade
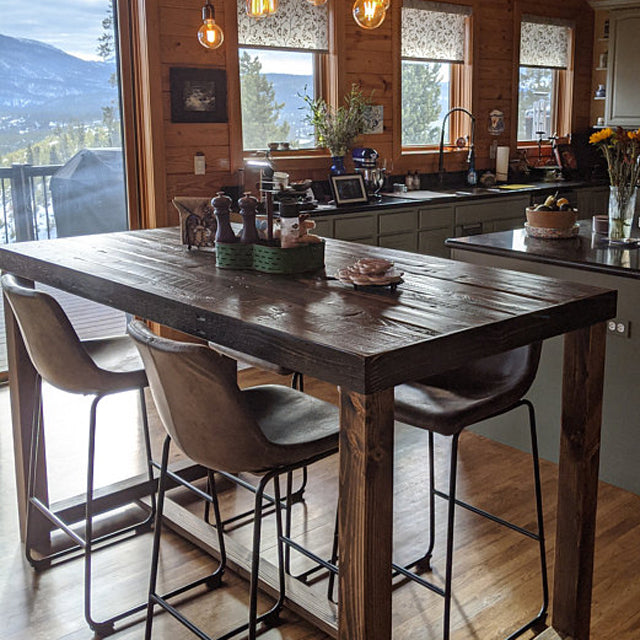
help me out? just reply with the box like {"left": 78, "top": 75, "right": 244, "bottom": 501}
{"left": 237, "top": 0, "right": 328, "bottom": 52}
{"left": 401, "top": 0, "right": 471, "bottom": 63}
{"left": 520, "top": 16, "right": 572, "bottom": 69}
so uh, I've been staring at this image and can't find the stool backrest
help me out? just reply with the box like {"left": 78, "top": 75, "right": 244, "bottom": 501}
{"left": 128, "top": 320, "right": 281, "bottom": 474}
{"left": 1, "top": 274, "right": 113, "bottom": 393}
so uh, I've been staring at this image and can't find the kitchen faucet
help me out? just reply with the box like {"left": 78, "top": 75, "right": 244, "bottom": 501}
{"left": 438, "top": 107, "right": 476, "bottom": 186}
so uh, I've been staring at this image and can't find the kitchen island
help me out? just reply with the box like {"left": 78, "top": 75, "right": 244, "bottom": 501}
{"left": 448, "top": 220, "right": 640, "bottom": 494}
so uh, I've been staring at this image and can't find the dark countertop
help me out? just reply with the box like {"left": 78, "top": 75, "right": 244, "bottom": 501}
{"left": 309, "top": 179, "right": 606, "bottom": 216}
{"left": 446, "top": 219, "right": 640, "bottom": 279}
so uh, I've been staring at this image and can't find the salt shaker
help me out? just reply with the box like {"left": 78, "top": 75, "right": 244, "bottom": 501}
{"left": 238, "top": 192, "right": 259, "bottom": 244}
{"left": 212, "top": 192, "right": 237, "bottom": 243}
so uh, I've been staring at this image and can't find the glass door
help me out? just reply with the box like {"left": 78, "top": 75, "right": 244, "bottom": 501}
{"left": 0, "top": 0, "right": 130, "bottom": 372}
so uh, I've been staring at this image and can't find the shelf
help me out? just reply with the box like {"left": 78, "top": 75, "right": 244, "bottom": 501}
{"left": 595, "top": 67, "right": 608, "bottom": 71}
{"left": 594, "top": 96, "right": 606, "bottom": 100}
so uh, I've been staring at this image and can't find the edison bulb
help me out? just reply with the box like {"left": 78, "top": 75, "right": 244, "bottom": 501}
{"left": 198, "top": 18, "right": 224, "bottom": 49}
{"left": 246, "top": 0, "right": 278, "bottom": 18}
{"left": 352, "top": 0, "right": 387, "bottom": 30}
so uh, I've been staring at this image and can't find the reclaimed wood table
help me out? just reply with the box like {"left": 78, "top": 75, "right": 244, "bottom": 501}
{"left": 0, "top": 228, "right": 616, "bottom": 640}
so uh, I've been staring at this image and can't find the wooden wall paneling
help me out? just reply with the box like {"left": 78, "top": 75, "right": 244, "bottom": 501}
{"left": 135, "top": 0, "right": 597, "bottom": 232}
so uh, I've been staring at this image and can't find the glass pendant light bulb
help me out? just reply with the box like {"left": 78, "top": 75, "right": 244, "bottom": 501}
{"left": 352, "top": 0, "right": 387, "bottom": 30}
{"left": 246, "top": 0, "right": 278, "bottom": 19}
{"left": 198, "top": 1, "right": 224, "bottom": 49}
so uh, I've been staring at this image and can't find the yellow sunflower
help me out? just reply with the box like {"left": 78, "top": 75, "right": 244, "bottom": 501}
{"left": 589, "top": 128, "right": 614, "bottom": 144}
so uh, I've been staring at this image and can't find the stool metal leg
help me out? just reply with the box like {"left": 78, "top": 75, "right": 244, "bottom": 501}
{"left": 442, "top": 433, "right": 460, "bottom": 640}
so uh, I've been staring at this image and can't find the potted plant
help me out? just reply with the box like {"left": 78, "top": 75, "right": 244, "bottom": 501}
{"left": 302, "top": 84, "right": 372, "bottom": 174}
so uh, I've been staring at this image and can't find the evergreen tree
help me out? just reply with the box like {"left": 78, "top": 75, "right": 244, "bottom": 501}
{"left": 401, "top": 61, "right": 444, "bottom": 146}
{"left": 239, "top": 51, "right": 290, "bottom": 150}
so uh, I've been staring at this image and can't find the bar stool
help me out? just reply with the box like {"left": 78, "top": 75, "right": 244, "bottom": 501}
{"left": 1, "top": 274, "right": 156, "bottom": 637}
{"left": 128, "top": 320, "right": 339, "bottom": 640}
{"left": 393, "top": 342, "right": 548, "bottom": 639}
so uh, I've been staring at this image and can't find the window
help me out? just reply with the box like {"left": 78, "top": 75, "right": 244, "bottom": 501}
{"left": 237, "top": 0, "right": 329, "bottom": 151}
{"left": 518, "top": 16, "right": 573, "bottom": 142}
{"left": 401, "top": 1, "right": 471, "bottom": 148}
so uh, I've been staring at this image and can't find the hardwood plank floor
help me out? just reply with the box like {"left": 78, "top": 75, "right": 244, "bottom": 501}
{"left": 1, "top": 369, "right": 639, "bottom": 639}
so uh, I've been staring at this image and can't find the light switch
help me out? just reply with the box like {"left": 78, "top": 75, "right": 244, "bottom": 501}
{"left": 194, "top": 153, "right": 206, "bottom": 175}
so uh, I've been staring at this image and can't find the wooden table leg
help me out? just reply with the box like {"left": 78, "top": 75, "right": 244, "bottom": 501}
{"left": 4, "top": 289, "right": 50, "bottom": 550}
{"left": 552, "top": 323, "right": 607, "bottom": 640}
{"left": 338, "top": 387, "right": 394, "bottom": 640}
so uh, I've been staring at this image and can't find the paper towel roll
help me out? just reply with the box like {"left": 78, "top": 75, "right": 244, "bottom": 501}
{"left": 496, "top": 146, "right": 510, "bottom": 182}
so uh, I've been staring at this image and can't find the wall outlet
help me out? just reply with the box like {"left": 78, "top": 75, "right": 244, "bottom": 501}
{"left": 194, "top": 153, "right": 206, "bottom": 175}
{"left": 607, "top": 319, "right": 631, "bottom": 338}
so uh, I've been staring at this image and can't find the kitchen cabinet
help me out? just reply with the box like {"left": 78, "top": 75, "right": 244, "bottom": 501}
{"left": 577, "top": 185, "right": 610, "bottom": 218}
{"left": 454, "top": 195, "right": 530, "bottom": 237}
{"left": 605, "top": 8, "right": 640, "bottom": 127}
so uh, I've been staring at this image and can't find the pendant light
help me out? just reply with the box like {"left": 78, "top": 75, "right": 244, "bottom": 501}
{"left": 197, "top": 0, "right": 224, "bottom": 49}
{"left": 246, "top": 0, "right": 278, "bottom": 19}
{"left": 306, "top": 0, "right": 328, "bottom": 5}
{"left": 352, "top": 0, "right": 387, "bottom": 30}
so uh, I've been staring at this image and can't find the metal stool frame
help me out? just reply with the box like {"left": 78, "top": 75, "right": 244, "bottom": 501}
{"left": 392, "top": 399, "right": 549, "bottom": 640}
{"left": 145, "top": 435, "right": 334, "bottom": 640}
{"left": 25, "top": 376, "right": 156, "bottom": 637}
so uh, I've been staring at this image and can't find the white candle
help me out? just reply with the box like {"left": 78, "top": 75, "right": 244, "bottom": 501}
{"left": 496, "top": 146, "right": 510, "bottom": 182}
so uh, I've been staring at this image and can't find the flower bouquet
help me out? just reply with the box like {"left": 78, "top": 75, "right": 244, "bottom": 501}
{"left": 302, "top": 84, "right": 372, "bottom": 172}
{"left": 589, "top": 127, "right": 640, "bottom": 241}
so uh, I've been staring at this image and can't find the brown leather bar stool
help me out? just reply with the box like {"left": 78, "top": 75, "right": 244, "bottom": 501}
{"left": 1, "top": 274, "right": 156, "bottom": 637}
{"left": 128, "top": 320, "right": 339, "bottom": 640}
{"left": 393, "top": 343, "right": 548, "bottom": 639}
{"left": 206, "top": 341, "right": 307, "bottom": 578}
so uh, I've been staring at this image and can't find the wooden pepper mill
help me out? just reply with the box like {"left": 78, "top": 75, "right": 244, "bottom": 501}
{"left": 212, "top": 191, "right": 237, "bottom": 243}
{"left": 238, "top": 192, "right": 260, "bottom": 244}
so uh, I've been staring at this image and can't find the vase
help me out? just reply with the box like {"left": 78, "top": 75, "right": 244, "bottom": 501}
{"left": 608, "top": 185, "right": 637, "bottom": 242}
{"left": 330, "top": 156, "right": 346, "bottom": 175}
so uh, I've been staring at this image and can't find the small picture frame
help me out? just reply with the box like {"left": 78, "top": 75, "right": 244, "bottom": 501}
{"left": 170, "top": 67, "right": 228, "bottom": 123}
{"left": 554, "top": 143, "right": 578, "bottom": 178}
{"left": 330, "top": 173, "right": 369, "bottom": 206}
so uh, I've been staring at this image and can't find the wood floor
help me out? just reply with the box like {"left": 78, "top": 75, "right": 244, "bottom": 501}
{"left": 2, "top": 369, "right": 640, "bottom": 640}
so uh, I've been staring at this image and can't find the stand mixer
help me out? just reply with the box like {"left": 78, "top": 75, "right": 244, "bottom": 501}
{"left": 352, "top": 148, "right": 386, "bottom": 197}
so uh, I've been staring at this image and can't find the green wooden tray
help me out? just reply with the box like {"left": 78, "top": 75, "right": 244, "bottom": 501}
{"left": 215, "top": 241, "right": 325, "bottom": 274}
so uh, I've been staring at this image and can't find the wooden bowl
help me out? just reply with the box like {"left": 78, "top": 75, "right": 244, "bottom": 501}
{"left": 525, "top": 207, "right": 578, "bottom": 230}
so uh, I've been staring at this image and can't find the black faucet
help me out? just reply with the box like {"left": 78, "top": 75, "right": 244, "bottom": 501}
{"left": 438, "top": 107, "right": 476, "bottom": 186}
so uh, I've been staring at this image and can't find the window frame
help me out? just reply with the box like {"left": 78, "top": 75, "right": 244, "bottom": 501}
{"left": 394, "top": 2, "right": 474, "bottom": 166}
{"left": 515, "top": 15, "right": 574, "bottom": 150}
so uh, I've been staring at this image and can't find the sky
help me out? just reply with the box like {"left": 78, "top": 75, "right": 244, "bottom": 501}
{"left": 0, "top": 0, "right": 109, "bottom": 60}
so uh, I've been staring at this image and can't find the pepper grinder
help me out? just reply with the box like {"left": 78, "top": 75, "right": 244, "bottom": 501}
{"left": 212, "top": 191, "right": 237, "bottom": 243}
{"left": 238, "top": 192, "right": 260, "bottom": 244}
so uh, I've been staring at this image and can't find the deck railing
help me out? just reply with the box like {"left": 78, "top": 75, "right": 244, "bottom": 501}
{"left": 0, "top": 164, "right": 62, "bottom": 244}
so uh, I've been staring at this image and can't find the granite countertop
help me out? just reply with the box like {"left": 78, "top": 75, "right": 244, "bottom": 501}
{"left": 309, "top": 180, "right": 605, "bottom": 216}
{"left": 446, "top": 219, "right": 640, "bottom": 279}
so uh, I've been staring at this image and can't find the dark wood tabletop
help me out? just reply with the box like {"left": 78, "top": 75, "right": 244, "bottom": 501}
{"left": 0, "top": 228, "right": 617, "bottom": 640}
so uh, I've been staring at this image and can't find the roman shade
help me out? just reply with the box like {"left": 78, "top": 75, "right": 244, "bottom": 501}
{"left": 402, "top": 0, "right": 472, "bottom": 63}
{"left": 520, "top": 15, "right": 572, "bottom": 69}
{"left": 237, "top": 0, "right": 328, "bottom": 52}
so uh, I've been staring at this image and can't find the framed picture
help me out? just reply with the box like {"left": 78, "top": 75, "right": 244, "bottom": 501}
{"left": 170, "top": 67, "right": 228, "bottom": 123}
{"left": 554, "top": 143, "right": 578, "bottom": 177}
{"left": 330, "top": 173, "right": 369, "bottom": 205}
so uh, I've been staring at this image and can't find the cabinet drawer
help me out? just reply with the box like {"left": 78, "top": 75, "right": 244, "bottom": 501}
{"left": 334, "top": 215, "right": 376, "bottom": 240}
{"left": 418, "top": 206, "right": 454, "bottom": 230}
{"left": 492, "top": 216, "right": 524, "bottom": 232}
{"left": 378, "top": 232, "right": 417, "bottom": 252}
{"left": 311, "top": 217, "right": 333, "bottom": 237}
{"left": 418, "top": 229, "right": 451, "bottom": 258}
{"left": 379, "top": 210, "right": 417, "bottom": 234}
{"left": 455, "top": 196, "right": 529, "bottom": 224}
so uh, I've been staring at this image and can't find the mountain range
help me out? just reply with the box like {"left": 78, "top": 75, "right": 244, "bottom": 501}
{"left": 0, "top": 33, "right": 118, "bottom": 155}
